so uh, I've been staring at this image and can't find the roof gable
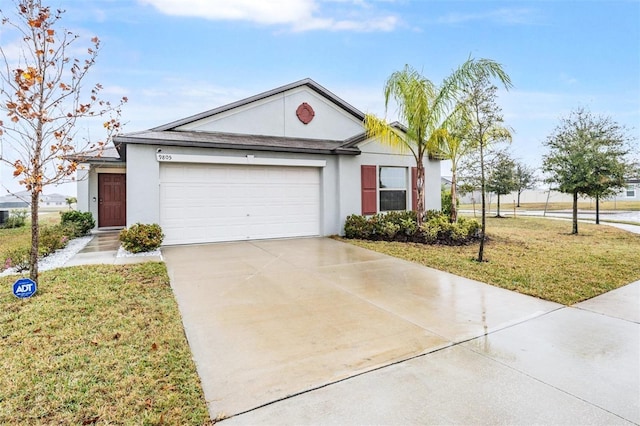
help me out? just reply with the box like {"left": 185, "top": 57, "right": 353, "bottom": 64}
{"left": 152, "top": 79, "right": 365, "bottom": 141}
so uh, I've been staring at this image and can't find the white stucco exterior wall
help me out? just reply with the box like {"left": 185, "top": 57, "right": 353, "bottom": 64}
{"left": 126, "top": 144, "right": 160, "bottom": 225}
{"left": 76, "top": 164, "right": 90, "bottom": 213}
{"left": 125, "top": 144, "right": 344, "bottom": 235}
{"left": 176, "top": 87, "right": 363, "bottom": 141}
{"left": 424, "top": 157, "right": 441, "bottom": 210}
{"left": 123, "top": 137, "right": 441, "bottom": 237}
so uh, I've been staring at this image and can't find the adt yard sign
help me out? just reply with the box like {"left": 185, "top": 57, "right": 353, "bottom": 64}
{"left": 13, "top": 278, "right": 37, "bottom": 299}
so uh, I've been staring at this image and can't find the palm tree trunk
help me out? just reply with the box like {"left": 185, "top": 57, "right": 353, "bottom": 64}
{"left": 450, "top": 169, "right": 458, "bottom": 223}
{"left": 416, "top": 159, "right": 425, "bottom": 226}
{"left": 572, "top": 191, "right": 578, "bottom": 234}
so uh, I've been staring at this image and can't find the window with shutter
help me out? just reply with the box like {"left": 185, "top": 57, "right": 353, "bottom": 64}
{"left": 379, "top": 167, "right": 407, "bottom": 211}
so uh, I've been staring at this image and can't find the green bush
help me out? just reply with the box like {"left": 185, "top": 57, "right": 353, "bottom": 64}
{"left": 39, "top": 224, "right": 70, "bottom": 256}
{"left": 441, "top": 186, "right": 459, "bottom": 219}
{"left": 419, "top": 212, "right": 480, "bottom": 244}
{"left": 344, "top": 214, "right": 373, "bottom": 239}
{"left": 343, "top": 210, "right": 479, "bottom": 246}
{"left": 385, "top": 211, "right": 418, "bottom": 236}
{"left": 60, "top": 210, "right": 95, "bottom": 237}
{"left": 399, "top": 217, "right": 417, "bottom": 236}
{"left": 2, "top": 209, "right": 28, "bottom": 229}
{"left": 2, "top": 246, "right": 30, "bottom": 272}
{"left": 381, "top": 222, "right": 400, "bottom": 239}
{"left": 119, "top": 223, "right": 164, "bottom": 253}
{"left": 457, "top": 216, "right": 481, "bottom": 238}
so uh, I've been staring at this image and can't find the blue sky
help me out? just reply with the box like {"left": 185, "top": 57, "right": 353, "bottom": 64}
{"left": 1, "top": 0, "right": 639, "bottom": 195}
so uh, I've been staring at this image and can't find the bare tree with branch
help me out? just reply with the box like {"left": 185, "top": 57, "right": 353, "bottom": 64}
{"left": 0, "top": 0, "right": 126, "bottom": 283}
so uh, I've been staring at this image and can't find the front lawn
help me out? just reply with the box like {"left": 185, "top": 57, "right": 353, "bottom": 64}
{"left": 343, "top": 217, "right": 640, "bottom": 305}
{"left": 1, "top": 212, "right": 64, "bottom": 268}
{"left": 0, "top": 263, "right": 210, "bottom": 424}
{"left": 459, "top": 200, "right": 640, "bottom": 211}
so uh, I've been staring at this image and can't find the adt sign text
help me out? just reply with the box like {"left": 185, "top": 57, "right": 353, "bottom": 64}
{"left": 13, "top": 278, "right": 37, "bottom": 299}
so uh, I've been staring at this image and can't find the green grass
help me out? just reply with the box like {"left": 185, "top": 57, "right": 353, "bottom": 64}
{"left": 459, "top": 200, "right": 640, "bottom": 211}
{"left": 0, "top": 213, "right": 61, "bottom": 256}
{"left": 343, "top": 217, "right": 640, "bottom": 305}
{"left": 0, "top": 225, "right": 31, "bottom": 255}
{"left": 0, "top": 263, "right": 210, "bottom": 425}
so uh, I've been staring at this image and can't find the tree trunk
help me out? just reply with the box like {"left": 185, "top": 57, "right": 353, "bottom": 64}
{"left": 477, "top": 146, "right": 486, "bottom": 262}
{"left": 496, "top": 194, "right": 501, "bottom": 217}
{"left": 595, "top": 194, "right": 600, "bottom": 225}
{"left": 30, "top": 190, "right": 39, "bottom": 283}
{"left": 416, "top": 158, "right": 425, "bottom": 226}
{"left": 450, "top": 168, "right": 458, "bottom": 223}
{"left": 572, "top": 191, "right": 578, "bottom": 234}
{"left": 517, "top": 190, "right": 521, "bottom": 208}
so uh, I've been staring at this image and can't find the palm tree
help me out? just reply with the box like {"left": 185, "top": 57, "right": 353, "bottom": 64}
{"left": 364, "top": 58, "right": 512, "bottom": 225}
{"left": 427, "top": 106, "right": 474, "bottom": 222}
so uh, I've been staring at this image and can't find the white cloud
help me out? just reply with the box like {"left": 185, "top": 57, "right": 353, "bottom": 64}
{"left": 438, "top": 8, "right": 542, "bottom": 26}
{"left": 294, "top": 15, "right": 397, "bottom": 32}
{"left": 138, "top": 0, "right": 399, "bottom": 32}
{"left": 139, "top": 0, "right": 316, "bottom": 25}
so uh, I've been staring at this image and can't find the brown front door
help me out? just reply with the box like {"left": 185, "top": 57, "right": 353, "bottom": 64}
{"left": 98, "top": 173, "right": 126, "bottom": 227}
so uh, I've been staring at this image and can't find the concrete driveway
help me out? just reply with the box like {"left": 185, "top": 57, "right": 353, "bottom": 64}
{"left": 163, "top": 238, "right": 639, "bottom": 424}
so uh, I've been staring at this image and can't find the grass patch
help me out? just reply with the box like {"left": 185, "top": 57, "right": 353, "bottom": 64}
{"left": 0, "top": 262, "right": 210, "bottom": 425}
{"left": 459, "top": 200, "right": 640, "bottom": 211}
{"left": 0, "top": 213, "right": 61, "bottom": 255}
{"left": 343, "top": 217, "right": 640, "bottom": 305}
{"left": 0, "top": 225, "right": 31, "bottom": 255}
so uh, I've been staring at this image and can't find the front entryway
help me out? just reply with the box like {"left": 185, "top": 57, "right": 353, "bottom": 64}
{"left": 98, "top": 173, "right": 126, "bottom": 227}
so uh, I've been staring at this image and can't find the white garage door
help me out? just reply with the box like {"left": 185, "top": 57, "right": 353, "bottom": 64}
{"left": 159, "top": 163, "right": 321, "bottom": 245}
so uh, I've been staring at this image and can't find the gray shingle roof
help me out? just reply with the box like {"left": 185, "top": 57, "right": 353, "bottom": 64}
{"left": 115, "top": 130, "right": 360, "bottom": 160}
{"left": 99, "top": 79, "right": 404, "bottom": 160}
{"left": 66, "top": 144, "right": 125, "bottom": 164}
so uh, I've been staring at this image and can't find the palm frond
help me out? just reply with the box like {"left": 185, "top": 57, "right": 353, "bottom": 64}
{"left": 364, "top": 113, "right": 416, "bottom": 157}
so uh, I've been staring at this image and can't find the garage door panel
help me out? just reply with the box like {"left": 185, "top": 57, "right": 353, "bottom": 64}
{"left": 160, "top": 163, "right": 320, "bottom": 245}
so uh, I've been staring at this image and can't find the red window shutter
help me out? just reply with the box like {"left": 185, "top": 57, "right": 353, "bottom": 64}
{"left": 411, "top": 167, "right": 418, "bottom": 211}
{"left": 361, "top": 165, "right": 377, "bottom": 215}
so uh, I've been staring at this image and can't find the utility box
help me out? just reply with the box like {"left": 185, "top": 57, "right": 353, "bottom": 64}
{"left": 0, "top": 210, "right": 8, "bottom": 226}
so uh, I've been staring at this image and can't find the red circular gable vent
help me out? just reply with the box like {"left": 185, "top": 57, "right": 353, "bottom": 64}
{"left": 296, "top": 102, "right": 315, "bottom": 124}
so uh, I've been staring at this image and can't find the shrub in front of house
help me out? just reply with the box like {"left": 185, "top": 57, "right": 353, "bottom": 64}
{"left": 2, "top": 246, "right": 30, "bottom": 272}
{"left": 119, "top": 223, "right": 164, "bottom": 253}
{"left": 39, "top": 224, "right": 70, "bottom": 256}
{"left": 60, "top": 210, "right": 95, "bottom": 237}
{"left": 419, "top": 214, "right": 480, "bottom": 244}
{"left": 2, "top": 209, "right": 28, "bottom": 229}
{"left": 344, "top": 211, "right": 479, "bottom": 245}
{"left": 344, "top": 214, "right": 373, "bottom": 239}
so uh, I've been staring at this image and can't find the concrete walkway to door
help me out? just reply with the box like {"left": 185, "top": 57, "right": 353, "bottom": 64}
{"left": 163, "top": 238, "right": 639, "bottom": 425}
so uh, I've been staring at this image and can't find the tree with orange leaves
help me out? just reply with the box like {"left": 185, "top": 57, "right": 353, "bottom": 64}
{"left": 0, "top": 0, "right": 127, "bottom": 283}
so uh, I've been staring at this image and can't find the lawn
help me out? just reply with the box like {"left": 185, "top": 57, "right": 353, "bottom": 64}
{"left": 0, "top": 263, "right": 210, "bottom": 424}
{"left": 0, "top": 211, "right": 60, "bottom": 256}
{"left": 459, "top": 200, "right": 640, "bottom": 211}
{"left": 344, "top": 217, "right": 640, "bottom": 305}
